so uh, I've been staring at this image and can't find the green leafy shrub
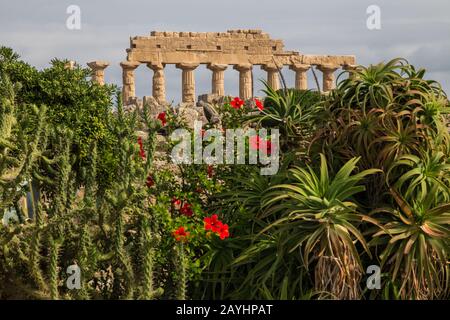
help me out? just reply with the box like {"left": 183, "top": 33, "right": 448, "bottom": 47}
{"left": 0, "top": 47, "right": 117, "bottom": 189}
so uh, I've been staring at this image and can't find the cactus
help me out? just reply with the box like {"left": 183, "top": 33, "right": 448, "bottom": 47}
{"left": 28, "top": 201, "right": 47, "bottom": 293}
{"left": 48, "top": 235, "right": 62, "bottom": 300}
{"left": 175, "top": 243, "right": 187, "bottom": 300}
{"left": 0, "top": 75, "right": 48, "bottom": 215}
{"left": 139, "top": 214, "right": 163, "bottom": 299}
{"left": 0, "top": 78, "right": 173, "bottom": 300}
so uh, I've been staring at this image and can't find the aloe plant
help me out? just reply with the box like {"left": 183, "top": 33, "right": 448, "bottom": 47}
{"left": 370, "top": 188, "right": 450, "bottom": 299}
{"left": 387, "top": 150, "right": 450, "bottom": 202}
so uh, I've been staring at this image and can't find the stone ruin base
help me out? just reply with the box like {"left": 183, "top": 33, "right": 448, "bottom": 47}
{"left": 129, "top": 93, "right": 267, "bottom": 178}
{"left": 125, "top": 93, "right": 263, "bottom": 130}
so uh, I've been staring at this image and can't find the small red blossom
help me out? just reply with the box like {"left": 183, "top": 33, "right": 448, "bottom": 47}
{"left": 207, "top": 165, "right": 214, "bottom": 178}
{"left": 146, "top": 175, "right": 154, "bottom": 187}
{"left": 218, "top": 223, "right": 230, "bottom": 240}
{"left": 230, "top": 97, "right": 244, "bottom": 109}
{"left": 204, "top": 214, "right": 222, "bottom": 233}
{"left": 171, "top": 197, "right": 181, "bottom": 207}
{"left": 180, "top": 202, "right": 194, "bottom": 217}
{"left": 255, "top": 138, "right": 272, "bottom": 155}
{"left": 204, "top": 215, "right": 230, "bottom": 240}
{"left": 264, "top": 140, "right": 272, "bottom": 155}
{"left": 173, "top": 226, "right": 189, "bottom": 242}
{"left": 249, "top": 135, "right": 263, "bottom": 150}
{"left": 254, "top": 98, "right": 264, "bottom": 111}
{"left": 137, "top": 136, "right": 146, "bottom": 160}
{"left": 201, "top": 128, "right": 206, "bottom": 138}
{"left": 249, "top": 135, "right": 272, "bottom": 155}
{"left": 157, "top": 112, "right": 167, "bottom": 126}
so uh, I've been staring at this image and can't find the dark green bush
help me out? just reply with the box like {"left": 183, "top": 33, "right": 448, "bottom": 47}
{"left": 0, "top": 46, "right": 118, "bottom": 189}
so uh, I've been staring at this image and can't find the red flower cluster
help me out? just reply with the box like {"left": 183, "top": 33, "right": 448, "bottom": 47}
{"left": 254, "top": 98, "right": 264, "bottom": 111}
{"left": 180, "top": 203, "right": 194, "bottom": 217}
{"left": 172, "top": 197, "right": 181, "bottom": 206}
{"left": 146, "top": 175, "right": 154, "bottom": 187}
{"left": 173, "top": 226, "right": 189, "bottom": 242}
{"left": 157, "top": 112, "right": 167, "bottom": 126}
{"left": 204, "top": 214, "right": 229, "bottom": 240}
{"left": 172, "top": 198, "right": 194, "bottom": 217}
{"left": 249, "top": 135, "right": 272, "bottom": 155}
{"left": 172, "top": 214, "right": 230, "bottom": 243}
{"left": 137, "top": 136, "right": 146, "bottom": 160}
{"left": 230, "top": 97, "right": 244, "bottom": 109}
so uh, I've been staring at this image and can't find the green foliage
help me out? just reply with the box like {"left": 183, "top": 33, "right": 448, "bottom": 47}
{"left": 0, "top": 74, "right": 48, "bottom": 218}
{"left": 246, "top": 83, "right": 322, "bottom": 149}
{"left": 0, "top": 46, "right": 118, "bottom": 190}
{"left": 1, "top": 49, "right": 449, "bottom": 300}
{"left": 370, "top": 188, "right": 450, "bottom": 299}
{"left": 262, "top": 87, "right": 321, "bottom": 114}
{"left": 262, "top": 155, "right": 380, "bottom": 299}
{"left": 199, "top": 58, "right": 449, "bottom": 300}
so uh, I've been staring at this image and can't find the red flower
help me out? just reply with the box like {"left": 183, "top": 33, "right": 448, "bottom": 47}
{"left": 180, "top": 203, "right": 194, "bottom": 217}
{"left": 254, "top": 98, "right": 264, "bottom": 111}
{"left": 218, "top": 223, "right": 229, "bottom": 240}
{"left": 146, "top": 175, "right": 154, "bottom": 187}
{"left": 157, "top": 112, "right": 167, "bottom": 126}
{"left": 249, "top": 135, "right": 262, "bottom": 150}
{"left": 207, "top": 165, "right": 214, "bottom": 178}
{"left": 201, "top": 128, "right": 206, "bottom": 138}
{"left": 204, "top": 215, "right": 230, "bottom": 240}
{"left": 230, "top": 97, "right": 244, "bottom": 109}
{"left": 264, "top": 140, "right": 272, "bottom": 155}
{"left": 173, "top": 226, "right": 189, "bottom": 242}
{"left": 172, "top": 197, "right": 181, "bottom": 207}
{"left": 256, "top": 138, "right": 272, "bottom": 155}
{"left": 204, "top": 214, "right": 221, "bottom": 233}
{"left": 137, "top": 136, "right": 146, "bottom": 160}
{"left": 249, "top": 135, "right": 272, "bottom": 155}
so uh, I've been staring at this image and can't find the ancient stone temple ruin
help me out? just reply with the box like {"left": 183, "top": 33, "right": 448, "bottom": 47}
{"left": 87, "top": 30, "right": 357, "bottom": 105}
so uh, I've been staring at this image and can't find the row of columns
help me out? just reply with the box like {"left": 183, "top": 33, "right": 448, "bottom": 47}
{"left": 87, "top": 61, "right": 358, "bottom": 104}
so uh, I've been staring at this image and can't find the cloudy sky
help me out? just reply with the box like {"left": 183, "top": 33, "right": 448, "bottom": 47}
{"left": 0, "top": 0, "right": 449, "bottom": 102}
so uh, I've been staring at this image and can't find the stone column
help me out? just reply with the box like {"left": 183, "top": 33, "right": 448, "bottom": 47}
{"left": 176, "top": 63, "right": 199, "bottom": 103}
{"left": 120, "top": 61, "right": 140, "bottom": 104}
{"left": 261, "top": 64, "right": 280, "bottom": 91}
{"left": 343, "top": 64, "right": 359, "bottom": 80}
{"left": 289, "top": 63, "right": 310, "bottom": 90}
{"left": 233, "top": 63, "right": 253, "bottom": 100}
{"left": 207, "top": 63, "right": 227, "bottom": 96}
{"left": 87, "top": 61, "right": 109, "bottom": 85}
{"left": 64, "top": 61, "right": 76, "bottom": 70}
{"left": 316, "top": 64, "right": 339, "bottom": 92}
{"left": 147, "top": 62, "right": 166, "bottom": 104}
